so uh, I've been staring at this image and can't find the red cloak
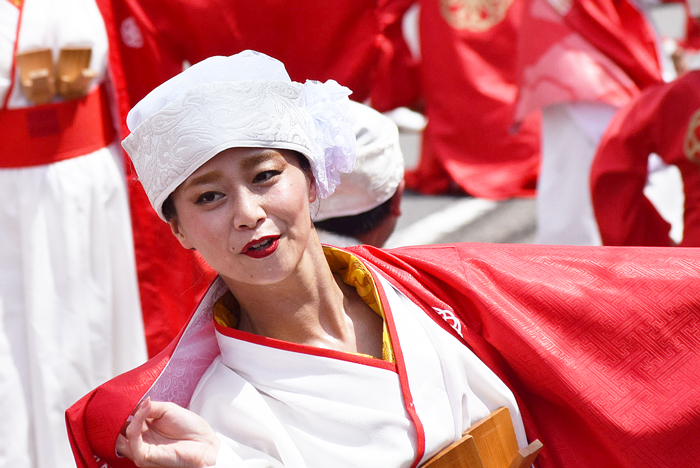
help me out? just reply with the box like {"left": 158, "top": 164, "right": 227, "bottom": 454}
{"left": 66, "top": 243, "right": 700, "bottom": 468}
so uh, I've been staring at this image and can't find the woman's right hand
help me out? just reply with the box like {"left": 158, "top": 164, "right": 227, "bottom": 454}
{"left": 116, "top": 398, "right": 221, "bottom": 468}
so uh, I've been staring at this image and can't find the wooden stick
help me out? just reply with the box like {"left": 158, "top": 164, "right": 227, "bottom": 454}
{"left": 508, "top": 440, "right": 543, "bottom": 468}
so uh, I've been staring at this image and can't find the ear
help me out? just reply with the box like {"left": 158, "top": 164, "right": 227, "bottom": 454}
{"left": 168, "top": 218, "right": 195, "bottom": 250}
{"left": 389, "top": 179, "right": 405, "bottom": 217}
{"left": 308, "top": 175, "right": 318, "bottom": 203}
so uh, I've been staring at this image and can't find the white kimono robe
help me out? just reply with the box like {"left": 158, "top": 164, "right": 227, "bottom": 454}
{"left": 189, "top": 269, "right": 527, "bottom": 468}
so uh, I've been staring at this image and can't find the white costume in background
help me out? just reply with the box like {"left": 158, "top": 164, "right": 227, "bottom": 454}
{"left": 190, "top": 267, "right": 526, "bottom": 467}
{"left": 0, "top": 1, "right": 147, "bottom": 467}
{"left": 317, "top": 230, "right": 360, "bottom": 247}
{"left": 536, "top": 102, "right": 618, "bottom": 245}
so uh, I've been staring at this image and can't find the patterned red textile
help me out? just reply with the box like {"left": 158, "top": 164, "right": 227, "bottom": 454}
{"left": 99, "top": 0, "right": 420, "bottom": 357}
{"left": 66, "top": 243, "right": 700, "bottom": 468}
{"left": 112, "top": 0, "right": 419, "bottom": 112}
{"left": 406, "top": 0, "right": 540, "bottom": 199}
{"left": 514, "top": 0, "right": 663, "bottom": 121}
{"left": 590, "top": 70, "right": 700, "bottom": 247}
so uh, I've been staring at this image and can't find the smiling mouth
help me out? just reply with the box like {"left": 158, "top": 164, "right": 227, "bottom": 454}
{"left": 241, "top": 236, "right": 280, "bottom": 258}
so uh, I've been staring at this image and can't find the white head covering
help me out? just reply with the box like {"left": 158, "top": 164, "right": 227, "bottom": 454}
{"left": 122, "top": 50, "right": 356, "bottom": 220}
{"left": 313, "top": 102, "right": 404, "bottom": 221}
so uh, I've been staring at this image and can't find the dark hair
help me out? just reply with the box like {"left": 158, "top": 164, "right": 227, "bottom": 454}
{"left": 162, "top": 193, "right": 177, "bottom": 222}
{"left": 160, "top": 149, "right": 313, "bottom": 222}
{"left": 314, "top": 195, "right": 394, "bottom": 238}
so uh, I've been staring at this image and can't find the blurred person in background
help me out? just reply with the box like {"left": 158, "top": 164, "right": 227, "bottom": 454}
{"left": 314, "top": 101, "right": 405, "bottom": 248}
{"left": 405, "top": 0, "right": 541, "bottom": 201}
{"left": 0, "top": 1, "right": 147, "bottom": 467}
{"left": 591, "top": 69, "right": 700, "bottom": 247}
{"left": 514, "top": 0, "right": 666, "bottom": 245}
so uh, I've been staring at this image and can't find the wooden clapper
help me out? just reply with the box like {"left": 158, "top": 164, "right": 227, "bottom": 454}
{"left": 56, "top": 47, "right": 95, "bottom": 99}
{"left": 14, "top": 46, "right": 94, "bottom": 104}
{"left": 422, "top": 407, "right": 543, "bottom": 468}
{"left": 14, "top": 48, "right": 55, "bottom": 105}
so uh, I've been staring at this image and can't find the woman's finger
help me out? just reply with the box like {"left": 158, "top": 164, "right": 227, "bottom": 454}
{"left": 116, "top": 433, "right": 130, "bottom": 458}
{"left": 123, "top": 398, "right": 154, "bottom": 463}
{"left": 125, "top": 399, "right": 148, "bottom": 436}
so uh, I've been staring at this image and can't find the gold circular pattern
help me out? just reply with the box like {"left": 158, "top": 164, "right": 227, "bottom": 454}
{"left": 440, "top": 0, "right": 514, "bottom": 32}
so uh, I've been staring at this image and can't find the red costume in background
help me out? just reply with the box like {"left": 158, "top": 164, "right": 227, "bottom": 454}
{"left": 406, "top": 0, "right": 541, "bottom": 199}
{"left": 514, "top": 0, "right": 662, "bottom": 119}
{"left": 67, "top": 243, "right": 700, "bottom": 468}
{"left": 101, "top": 0, "right": 420, "bottom": 356}
{"left": 591, "top": 70, "right": 700, "bottom": 247}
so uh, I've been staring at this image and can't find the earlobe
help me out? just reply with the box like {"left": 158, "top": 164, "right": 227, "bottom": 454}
{"left": 168, "top": 219, "right": 195, "bottom": 250}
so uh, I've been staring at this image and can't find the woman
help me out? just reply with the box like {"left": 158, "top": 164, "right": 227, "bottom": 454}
{"left": 67, "top": 51, "right": 700, "bottom": 468}
{"left": 110, "top": 50, "right": 526, "bottom": 467}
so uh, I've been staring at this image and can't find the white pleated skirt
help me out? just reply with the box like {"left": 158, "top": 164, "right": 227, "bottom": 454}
{"left": 0, "top": 144, "right": 147, "bottom": 468}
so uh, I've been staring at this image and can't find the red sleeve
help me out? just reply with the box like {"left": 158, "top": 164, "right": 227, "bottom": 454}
{"left": 65, "top": 345, "right": 177, "bottom": 468}
{"left": 350, "top": 242, "right": 700, "bottom": 468}
{"left": 591, "top": 70, "right": 700, "bottom": 246}
{"left": 563, "top": 0, "right": 662, "bottom": 89}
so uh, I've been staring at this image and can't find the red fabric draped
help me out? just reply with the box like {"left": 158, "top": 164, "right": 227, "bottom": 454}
{"left": 67, "top": 243, "right": 700, "bottom": 468}
{"left": 564, "top": 0, "right": 663, "bottom": 89}
{"left": 514, "top": 0, "right": 663, "bottom": 120}
{"left": 590, "top": 70, "right": 700, "bottom": 247}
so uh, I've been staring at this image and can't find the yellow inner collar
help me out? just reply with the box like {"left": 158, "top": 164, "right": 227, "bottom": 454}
{"left": 214, "top": 246, "right": 394, "bottom": 362}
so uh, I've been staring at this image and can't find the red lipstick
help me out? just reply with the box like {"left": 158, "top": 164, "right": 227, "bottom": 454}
{"left": 241, "top": 236, "right": 279, "bottom": 258}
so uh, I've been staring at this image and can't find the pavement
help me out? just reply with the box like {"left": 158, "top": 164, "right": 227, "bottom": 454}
{"left": 384, "top": 129, "right": 537, "bottom": 248}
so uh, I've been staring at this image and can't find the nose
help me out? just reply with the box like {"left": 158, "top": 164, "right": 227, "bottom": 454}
{"left": 233, "top": 190, "right": 265, "bottom": 230}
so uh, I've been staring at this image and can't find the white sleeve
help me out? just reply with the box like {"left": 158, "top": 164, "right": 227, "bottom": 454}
{"left": 191, "top": 357, "right": 304, "bottom": 467}
{"left": 207, "top": 434, "right": 286, "bottom": 468}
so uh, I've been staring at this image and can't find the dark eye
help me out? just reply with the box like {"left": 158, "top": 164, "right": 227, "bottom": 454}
{"left": 253, "top": 170, "right": 280, "bottom": 184}
{"left": 195, "top": 191, "right": 223, "bottom": 204}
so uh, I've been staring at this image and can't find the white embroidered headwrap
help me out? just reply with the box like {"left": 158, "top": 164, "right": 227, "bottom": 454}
{"left": 314, "top": 101, "right": 404, "bottom": 221}
{"left": 122, "top": 50, "right": 356, "bottom": 220}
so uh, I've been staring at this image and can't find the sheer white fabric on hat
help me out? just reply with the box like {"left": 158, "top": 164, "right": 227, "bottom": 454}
{"left": 313, "top": 102, "right": 404, "bottom": 221}
{"left": 122, "top": 50, "right": 356, "bottom": 219}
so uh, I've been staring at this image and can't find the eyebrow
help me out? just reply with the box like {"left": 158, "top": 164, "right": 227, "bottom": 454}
{"left": 182, "top": 170, "right": 223, "bottom": 189}
{"left": 182, "top": 150, "right": 282, "bottom": 189}
{"left": 240, "top": 151, "right": 280, "bottom": 171}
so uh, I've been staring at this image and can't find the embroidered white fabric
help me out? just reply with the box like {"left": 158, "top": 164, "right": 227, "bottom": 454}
{"left": 122, "top": 50, "right": 356, "bottom": 219}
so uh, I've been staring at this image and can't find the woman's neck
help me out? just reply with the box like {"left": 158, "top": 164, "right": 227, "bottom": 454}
{"left": 222, "top": 238, "right": 381, "bottom": 356}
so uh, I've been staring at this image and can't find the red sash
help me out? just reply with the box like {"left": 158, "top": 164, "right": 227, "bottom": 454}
{"left": 0, "top": 84, "right": 116, "bottom": 168}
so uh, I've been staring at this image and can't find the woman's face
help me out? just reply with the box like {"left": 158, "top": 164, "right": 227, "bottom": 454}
{"left": 168, "top": 147, "right": 317, "bottom": 287}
